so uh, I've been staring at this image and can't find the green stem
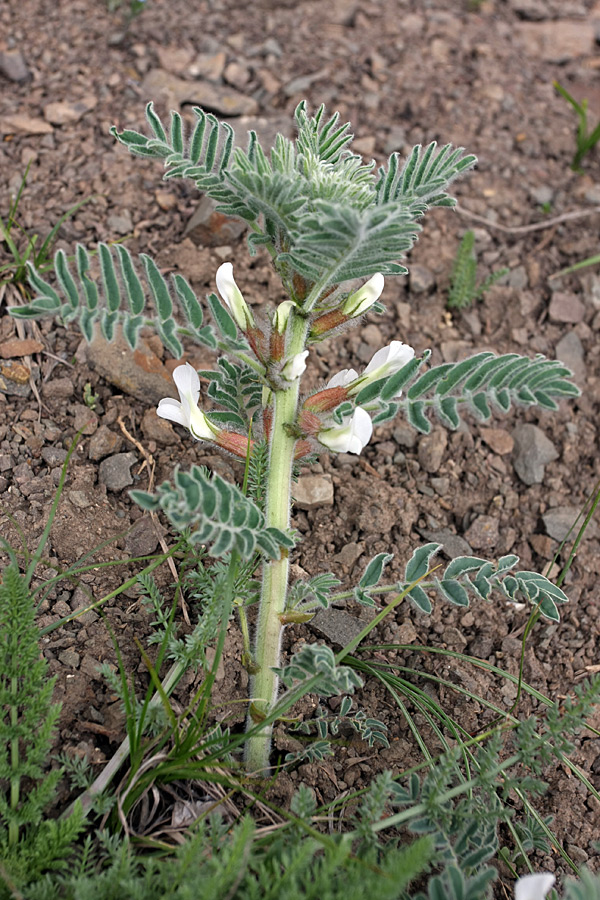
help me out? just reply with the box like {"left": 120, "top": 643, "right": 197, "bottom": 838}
{"left": 9, "top": 675, "right": 19, "bottom": 846}
{"left": 244, "top": 313, "right": 308, "bottom": 772}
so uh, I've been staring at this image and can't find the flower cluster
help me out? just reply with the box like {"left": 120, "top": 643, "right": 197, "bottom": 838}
{"left": 156, "top": 264, "right": 415, "bottom": 458}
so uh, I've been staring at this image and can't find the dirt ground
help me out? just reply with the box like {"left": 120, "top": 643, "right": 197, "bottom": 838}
{"left": 2, "top": 0, "right": 600, "bottom": 888}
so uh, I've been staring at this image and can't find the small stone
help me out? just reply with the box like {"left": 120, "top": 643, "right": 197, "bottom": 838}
{"left": 331, "top": 541, "right": 365, "bottom": 569}
{"left": 41, "top": 446, "right": 68, "bottom": 466}
{"left": 187, "top": 50, "right": 227, "bottom": 81}
{"left": 417, "top": 429, "right": 447, "bottom": 474}
{"left": 464, "top": 515, "right": 499, "bottom": 550}
{"left": 361, "top": 323, "right": 383, "bottom": 348}
{"left": 420, "top": 528, "right": 473, "bottom": 559}
{"left": 0, "top": 114, "right": 53, "bottom": 135}
{"left": 311, "top": 607, "right": 366, "bottom": 646}
{"left": 409, "top": 264, "right": 436, "bottom": 294}
{"left": 68, "top": 490, "right": 92, "bottom": 509}
{"left": 98, "top": 452, "right": 137, "bottom": 491}
{"left": 505, "top": 265, "right": 528, "bottom": 290}
{"left": 58, "top": 649, "right": 81, "bottom": 668}
{"left": 43, "top": 95, "right": 97, "bottom": 125}
{"left": 556, "top": 331, "right": 586, "bottom": 382}
{"left": 395, "top": 621, "right": 418, "bottom": 643}
{"left": 0, "top": 49, "right": 31, "bottom": 82}
{"left": 142, "top": 69, "right": 258, "bottom": 116}
{"left": 141, "top": 408, "right": 179, "bottom": 445}
{"left": 86, "top": 330, "right": 176, "bottom": 404}
{"left": 88, "top": 425, "right": 123, "bottom": 461}
{"left": 530, "top": 534, "right": 554, "bottom": 558}
{"left": 543, "top": 506, "right": 598, "bottom": 542}
{"left": 548, "top": 291, "right": 585, "bottom": 324}
{"left": 530, "top": 184, "right": 554, "bottom": 205}
{"left": 480, "top": 427, "right": 514, "bottom": 456}
{"left": 393, "top": 424, "right": 417, "bottom": 449}
{"left": 106, "top": 211, "right": 133, "bottom": 235}
{"left": 293, "top": 475, "right": 334, "bottom": 510}
{"left": 42, "top": 377, "right": 74, "bottom": 399}
{"left": 516, "top": 19, "right": 596, "bottom": 62}
{"left": 0, "top": 337, "right": 43, "bottom": 358}
{"left": 72, "top": 403, "right": 99, "bottom": 435}
{"left": 512, "top": 423, "right": 558, "bottom": 485}
{"left": 125, "top": 517, "right": 159, "bottom": 557}
{"left": 184, "top": 194, "right": 246, "bottom": 247}
{"left": 155, "top": 190, "right": 178, "bottom": 211}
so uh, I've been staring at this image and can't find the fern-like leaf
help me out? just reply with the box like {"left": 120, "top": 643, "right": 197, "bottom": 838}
{"left": 376, "top": 142, "right": 477, "bottom": 214}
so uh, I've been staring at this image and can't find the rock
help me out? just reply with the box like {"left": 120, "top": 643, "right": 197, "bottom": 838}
{"left": 393, "top": 424, "right": 417, "bottom": 449}
{"left": 420, "top": 528, "right": 473, "bottom": 559}
{"left": 141, "top": 408, "right": 179, "bottom": 445}
{"left": 283, "top": 67, "right": 330, "bottom": 97}
{"left": 58, "top": 649, "right": 81, "bottom": 668}
{"left": 43, "top": 95, "right": 97, "bottom": 125}
{"left": 184, "top": 194, "right": 246, "bottom": 247}
{"left": 68, "top": 490, "right": 93, "bottom": 510}
{"left": 516, "top": 20, "right": 596, "bottom": 62}
{"left": 543, "top": 506, "right": 598, "bottom": 542}
{"left": 548, "top": 291, "right": 585, "bottom": 324}
{"left": 505, "top": 265, "right": 528, "bottom": 290}
{"left": 480, "top": 427, "right": 514, "bottom": 456}
{"left": 311, "top": 607, "right": 366, "bottom": 646}
{"left": 530, "top": 185, "right": 554, "bottom": 205}
{"left": 331, "top": 541, "right": 365, "bottom": 569}
{"left": 125, "top": 517, "right": 159, "bottom": 557}
{"left": 409, "top": 264, "right": 436, "bottom": 294}
{"left": 0, "top": 114, "right": 53, "bottom": 135}
{"left": 141, "top": 69, "right": 258, "bottom": 116}
{"left": 293, "top": 474, "right": 334, "bottom": 510}
{"left": 86, "top": 329, "right": 178, "bottom": 404}
{"left": 41, "top": 446, "right": 68, "bottom": 467}
{"left": 0, "top": 337, "right": 43, "bottom": 358}
{"left": 0, "top": 49, "right": 31, "bottom": 82}
{"left": 88, "top": 425, "right": 123, "bottom": 461}
{"left": 187, "top": 50, "right": 227, "bottom": 81}
{"left": 530, "top": 533, "right": 554, "bottom": 558}
{"left": 512, "top": 423, "right": 559, "bottom": 485}
{"left": 72, "top": 403, "right": 99, "bottom": 435}
{"left": 556, "top": 331, "right": 586, "bottom": 382}
{"left": 98, "top": 452, "right": 137, "bottom": 491}
{"left": 395, "top": 621, "right": 418, "bottom": 644}
{"left": 417, "top": 429, "right": 447, "bottom": 474}
{"left": 464, "top": 515, "right": 499, "bottom": 550}
{"left": 511, "top": 0, "right": 548, "bottom": 20}
{"left": 106, "top": 211, "right": 133, "bottom": 235}
{"left": 42, "top": 377, "right": 74, "bottom": 400}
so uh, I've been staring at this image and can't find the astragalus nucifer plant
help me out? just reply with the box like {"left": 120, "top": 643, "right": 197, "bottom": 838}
{"left": 12, "top": 101, "right": 579, "bottom": 773}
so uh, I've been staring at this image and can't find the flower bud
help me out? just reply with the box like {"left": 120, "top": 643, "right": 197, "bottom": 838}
{"left": 342, "top": 272, "right": 384, "bottom": 317}
{"left": 273, "top": 300, "right": 295, "bottom": 334}
{"left": 317, "top": 407, "right": 373, "bottom": 455}
{"left": 216, "top": 262, "right": 255, "bottom": 331}
{"left": 281, "top": 350, "right": 309, "bottom": 383}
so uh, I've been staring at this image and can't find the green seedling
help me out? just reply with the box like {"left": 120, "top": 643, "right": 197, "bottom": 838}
{"left": 555, "top": 80, "right": 600, "bottom": 173}
{"left": 447, "top": 229, "right": 508, "bottom": 310}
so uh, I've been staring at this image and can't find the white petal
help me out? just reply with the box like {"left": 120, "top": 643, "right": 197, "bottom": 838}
{"left": 172, "top": 363, "right": 200, "bottom": 405}
{"left": 282, "top": 350, "right": 309, "bottom": 381}
{"left": 189, "top": 406, "right": 216, "bottom": 441}
{"left": 318, "top": 423, "right": 352, "bottom": 453}
{"left": 344, "top": 272, "right": 384, "bottom": 316}
{"left": 326, "top": 368, "right": 358, "bottom": 389}
{"left": 515, "top": 873, "right": 556, "bottom": 900}
{"left": 351, "top": 407, "right": 373, "bottom": 448}
{"left": 215, "top": 262, "right": 236, "bottom": 308}
{"left": 157, "top": 398, "right": 187, "bottom": 427}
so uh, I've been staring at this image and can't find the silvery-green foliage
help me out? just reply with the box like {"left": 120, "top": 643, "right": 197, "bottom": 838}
{"left": 349, "top": 349, "right": 580, "bottom": 430}
{"left": 286, "top": 572, "right": 342, "bottom": 611}
{"left": 131, "top": 466, "right": 296, "bottom": 560}
{"left": 199, "top": 357, "right": 264, "bottom": 430}
{"left": 14, "top": 244, "right": 217, "bottom": 358}
{"left": 291, "top": 697, "right": 388, "bottom": 752}
{"left": 401, "top": 544, "right": 568, "bottom": 620}
{"left": 274, "top": 643, "right": 363, "bottom": 698}
{"left": 109, "top": 101, "right": 476, "bottom": 286}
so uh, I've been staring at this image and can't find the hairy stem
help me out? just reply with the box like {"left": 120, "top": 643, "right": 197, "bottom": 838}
{"left": 245, "top": 314, "right": 308, "bottom": 772}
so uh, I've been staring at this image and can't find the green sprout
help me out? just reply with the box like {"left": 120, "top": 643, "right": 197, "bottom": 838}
{"left": 555, "top": 80, "right": 600, "bottom": 173}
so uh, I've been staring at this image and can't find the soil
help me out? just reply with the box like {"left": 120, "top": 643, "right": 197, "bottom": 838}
{"left": 2, "top": 0, "right": 600, "bottom": 892}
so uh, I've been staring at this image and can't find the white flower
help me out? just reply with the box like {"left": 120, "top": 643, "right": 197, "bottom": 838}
{"left": 514, "top": 873, "right": 555, "bottom": 900}
{"left": 281, "top": 350, "right": 309, "bottom": 382}
{"left": 273, "top": 300, "right": 295, "bottom": 333}
{"left": 348, "top": 340, "right": 415, "bottom": 396}
{"left": 318, "top": 407, "right": 373, "bottom": 454}
{"left": 326, "top": 368, "right": 358, "bottom": 389}
{"left": 215, "top": 262, "right": 255, "bottom": 330}
{"left": 156, "top": 363, "right": 217, "bottom": 441}
{"left": 342, "top": 273, "right": 384, "bottom": 317}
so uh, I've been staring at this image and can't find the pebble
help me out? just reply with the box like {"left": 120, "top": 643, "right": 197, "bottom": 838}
{"left": 42, "top": 377, "right": 75, "bottom": 400}
{"left": 555, "top": 331, "right": 586, "bottom": 382}
{"left": 393, "top": 424, "right": 417, "bottom": 449}
{"left": 43, "top": 95, "right": 97, "bottom": 125}
{"left": 98, "top": 452, "right": 137, "bottom": 491}
{"left": 512, "top": 423, "right": 558, "bottom": 485}
{"left": 106, "top": 211, "right": 133, "bottom": 236}
{"left": 417, "top": 429, "right": 447, "bottom": 474}
{"left": 311, "top": 607, "right": 366, "bottom": 646}
{"left": 420, "top": 528, "right": 473, "bottom": 559}
{"left": 293, "top": 475, "right": 334, "bottom": 510}
{"left": 125, "top": 517, "right": 160, "bottom": 557}
{"left": 88, "top": 425, "right": 123, "bottom": 461}
{"left": 72, "top": 403, "right": 99, "bottom": 435}
{"left": 529, "top": 184, "right": 554, "bottom": 205}
{"left": 479, "top": 427, "right": 514, "bottom": 456}
{"left": 141, "top": 69, "right": 258, "bottom": 116}
{"left": 0, "top": 337, "right": 44, "bottom": 358}
{"left": 86, "top": 332, "right": 175, "bottom": 404}
{"left": 395, "top": 621, "right": 418, "bottom": 644}
{"left": 464, "top": 515, "right": 499, "bottom": 550}
{"left": 409, "top": 264, "right": 436, "bottom": 294}
{"left": 505, "top": 265, "right": 528, "bottom": 290}
{"left": 141, "top": 409, "right": 179, "bottom": 446}
{"left": 516, "top": 19, "right": 596, "bottom": 62}
{"left": 184, "top": 195, "right": 246, "bottom": 247}
{"left": 58, "top": 649, "right": 81, "bottom": 668}
{"left": 549, "top": 292, "right": 585, "bottom": 324}
{"left": 68, "top": 490, "right": 92, "bottom": 510}
{"left": 0, "top": 114, "right": 53, "bottom": 135}
{"left": 543, "top": 506, "right": 598, "bottom": 542}
{"left": 0, "top": 49, "right": 31, "bottom": 82}
{"left": 331, "top": 541, "right": 365, "bottom": 569}
{"left": 41, "top": 446, "right": 68, "bottom": 466}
